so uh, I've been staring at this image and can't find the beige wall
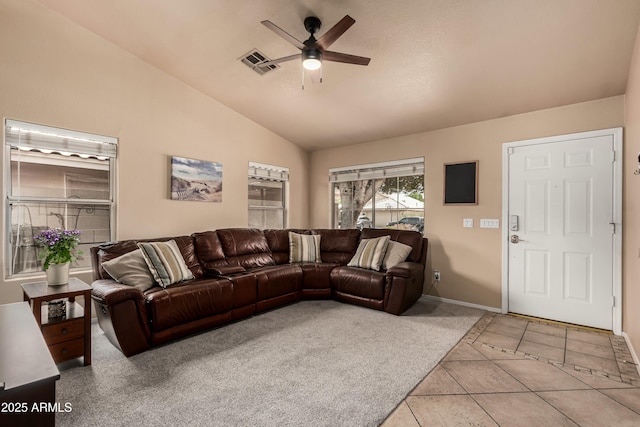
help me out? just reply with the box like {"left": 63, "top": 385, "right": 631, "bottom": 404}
{"left": 2, "top": 0, "right": 638, "bottom": 359}
{"left": 624, "top": 25, "right": 640, "bottom": 358}
{"left": 310, "top": 96, "right": 624, "bottom": 309}
{"left": 0, "top": 0, "right": 309, "bottom": 303}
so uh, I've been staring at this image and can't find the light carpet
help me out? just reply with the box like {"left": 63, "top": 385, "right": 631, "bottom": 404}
{"left": 56, "top": 297, "right": 483, "bottom": 427}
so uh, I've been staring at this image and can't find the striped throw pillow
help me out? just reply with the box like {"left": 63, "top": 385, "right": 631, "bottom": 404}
{"left": 137, "top": 240, "right": 194, "bottom": 288}
{"left": 289, "top": 232, "right": 322, "bottom": 263}
{"left": 348, "top": 235, "right": 391, "bottom": 271}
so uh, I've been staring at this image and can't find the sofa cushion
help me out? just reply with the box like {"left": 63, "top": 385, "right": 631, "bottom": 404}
{"left": 382, "top": 241, "right": 413, "bottom": 270}
{"left": 144, "top": 278, "right": 233, "bottom": 331}
{"left": 289, "top": 232, "right": 321, "bottom": 263}
{"left": 216, "top": 228, "right": 275, "bottom": 269}
{"left": 300, "top": 262, "right": 338, "bottom": 291}
{"left": 101, "top": 249, "right": 156, "bottom": 292}
{"left": 361, "top": 229, "right": 423, "bottom": 263}
{"left": 138, "top": 240, "right": 195, "bottom": 288}
{"left": 348, "top": 235, "right": 391, "bottom": 271}
{"left": 330, "top": 266, "right": 387, "bottom": 300}
{"left": 254, "top": 265, "right": 303, "bottom": 301}
{"left": 96, "top": 235, "right": 204, "bottom": 279}
{"left": 192, "top": 231, "right": 227, "bottom": 271}
{"left": 264, "top": 229, "right": 310, "bottom": 264}
{"left": 94, "top": 240, "right": 140, "bottom": 280}
{"left": 312, "top": 229, "right": 361, "bottom": 264}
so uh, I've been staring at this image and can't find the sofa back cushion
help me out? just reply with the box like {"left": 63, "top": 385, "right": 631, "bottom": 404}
{"left": 167, "top": 235, "right": 204, "bottom": 279}
{"left": 289, "top": 232, "right": 322, "bottom": 263}
{"left": 216, "top": 228, "right": 275, "bottom": 269}
{"left": 311, "top": 229, "right": 360, "bottom": 265}
{"left": 361, "top": 229, "right": 424, "bottom": 263}
{"left": 92, "top": 235, "right": 203, "bottom": 281}
{"left": 264, "top": 229, "right": 311, "bottom": 264}
{"left": 192, "top": 231, "right": 228, "bottom": 270}
{"left": 93, "top": 240, "right": 140, "bottom": 281}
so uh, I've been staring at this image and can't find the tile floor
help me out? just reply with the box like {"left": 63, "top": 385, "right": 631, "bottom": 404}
{"left": 382, "top": 312, "right": 640, "bottom": 426}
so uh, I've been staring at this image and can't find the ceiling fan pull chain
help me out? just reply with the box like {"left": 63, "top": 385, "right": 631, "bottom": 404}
{"left": 301, "top": 65, "right": 305, "bottom": 90}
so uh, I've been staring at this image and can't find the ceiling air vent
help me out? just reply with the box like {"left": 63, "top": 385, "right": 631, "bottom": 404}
{"left": 240, "top": 49, "right": 280, "bottom": 75}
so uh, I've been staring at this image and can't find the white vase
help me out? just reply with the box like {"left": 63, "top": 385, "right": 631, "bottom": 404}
{"left": 46, "top": 262, "right": 70, "bottom": 286}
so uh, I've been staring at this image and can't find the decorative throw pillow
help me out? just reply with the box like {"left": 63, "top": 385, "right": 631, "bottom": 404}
{"left": 101, "top": 249, "right": 156, "bottom": 292}
{"left": 348, "top": 235, "right": 391, "bottom": 271}
{"left": 137, "top": 240, "right": 194, "bottom": 288}
{"left": 289, "top": 232, "right": 322, "bottom": 263}
{"left": 382, "top": 240, "right": 413, "bottom": 270}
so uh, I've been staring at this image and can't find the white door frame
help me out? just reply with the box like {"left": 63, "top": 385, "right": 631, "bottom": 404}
{"left": 501, "top": 128, "right": 623, "bottom": 334}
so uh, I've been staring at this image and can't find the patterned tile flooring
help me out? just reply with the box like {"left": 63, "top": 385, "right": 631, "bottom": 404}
{"left": 382, "top": 312, "right": 640, "bottom": 426}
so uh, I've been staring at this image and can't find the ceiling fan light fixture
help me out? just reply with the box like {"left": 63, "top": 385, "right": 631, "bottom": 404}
{"left": 302, "top": 49, "right": 322, "bottom": 70}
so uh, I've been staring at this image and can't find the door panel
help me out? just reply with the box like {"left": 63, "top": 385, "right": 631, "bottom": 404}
{"left": 507, "top": 135, "right": 614, "bottom": 330}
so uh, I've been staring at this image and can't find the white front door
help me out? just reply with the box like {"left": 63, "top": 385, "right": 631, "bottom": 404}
{"left": 503, "top": 128, "right": 622, "bottom": 331}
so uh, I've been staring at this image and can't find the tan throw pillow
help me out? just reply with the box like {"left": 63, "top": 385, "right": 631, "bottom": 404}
{"left": 348, "top": 235, "right": 391, "bottom": 271}
{"left": 382, "top": 240, "right": 413, "bottom": 270}
{"left": 137, "top": 240, "right": 194, "bottom": 288}
{"left": 289, "top": 232, "right": 322, "bottom": 263}
{"left": 101, "top": 249, "right": 156, "bottom": 292}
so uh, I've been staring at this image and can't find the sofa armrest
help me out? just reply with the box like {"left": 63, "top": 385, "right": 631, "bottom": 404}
{"left": 210, "top": 265, "right": 246, "bottom": 276}
{"left": 91, "top": 279, "right": 146, "bottom": 306}
{"left": 386, "top": 261, "right": 423, "bottom": 279}
{"left": 91, "top": 279, "right": 151, "bottom": 357}
{"left": 384, "top": 262, "right": 425, "bottom": 315}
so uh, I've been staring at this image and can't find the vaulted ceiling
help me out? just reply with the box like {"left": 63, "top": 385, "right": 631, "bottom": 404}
{"left": 38, "top": 0, "right": 640, "bottom": 151}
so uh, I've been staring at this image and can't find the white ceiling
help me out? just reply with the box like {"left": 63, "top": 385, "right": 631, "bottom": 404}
{"left": 37, "top": 0, "right": 640, "bottom": 151}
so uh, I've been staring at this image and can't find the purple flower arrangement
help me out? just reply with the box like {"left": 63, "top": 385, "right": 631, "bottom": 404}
{"left": 34, "top": 227, "right": 83, "bottom": 270}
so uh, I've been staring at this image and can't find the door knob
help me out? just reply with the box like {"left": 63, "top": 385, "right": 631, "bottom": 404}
{"left": 510, "top": 235, "right": 520, "bottom": 244}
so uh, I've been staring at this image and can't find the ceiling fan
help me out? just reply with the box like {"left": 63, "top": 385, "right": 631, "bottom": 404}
{"left": 258, "top": 15, "right": 370, "bottom": 85}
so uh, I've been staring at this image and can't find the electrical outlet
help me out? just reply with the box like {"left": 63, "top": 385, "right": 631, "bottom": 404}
{"left": 433, "top": 269, "right": 440, "bottom": 281}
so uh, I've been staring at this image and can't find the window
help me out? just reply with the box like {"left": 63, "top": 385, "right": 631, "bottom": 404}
{"left": 5, "top": 119, "right": 117, "bottom": 277}
{"left": 330, "top": 158, "right": 424, "bottom": 233}
{"left": 248, "top": 162, "right": 288, "bottom": 229}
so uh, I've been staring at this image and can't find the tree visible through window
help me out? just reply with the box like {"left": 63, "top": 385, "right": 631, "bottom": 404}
{"left": 331, "top": 159, "right": 424, "bottom": 233}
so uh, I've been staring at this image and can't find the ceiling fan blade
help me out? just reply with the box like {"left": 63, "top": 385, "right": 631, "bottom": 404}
{"left": 323, "top": 50, "right": 370, "bottom": 66}
{"left": 316, "top": 15, "right": 355, "bottom": 50}
{"left": 257, "top": 54, "right": 300, "bottom": 67}
{"left": 261, "top": 20, "right": 305, "bottom": 50}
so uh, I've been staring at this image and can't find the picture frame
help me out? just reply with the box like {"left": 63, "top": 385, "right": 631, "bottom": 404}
{"left": 170, "top": 156, "right": 223, "bottom": 202}
{"left": 443, "top": 161, "right": 478, "bottom": 205}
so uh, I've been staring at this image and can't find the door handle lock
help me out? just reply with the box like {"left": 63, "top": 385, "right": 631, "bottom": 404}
{"left": 510, "top": 235, "right": 520, "bottom": 244}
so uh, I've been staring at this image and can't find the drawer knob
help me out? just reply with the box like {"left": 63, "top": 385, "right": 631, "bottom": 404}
{"left": 61, "top": 328, "right": 68, "bottom": 335}
{"left": 61, "top": 348, "right": 67, "bottom": 355}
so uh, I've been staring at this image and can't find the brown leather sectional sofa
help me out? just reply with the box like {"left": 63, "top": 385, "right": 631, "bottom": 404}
{"left": 90, "top": 228, "right": 428, "bottom": 357}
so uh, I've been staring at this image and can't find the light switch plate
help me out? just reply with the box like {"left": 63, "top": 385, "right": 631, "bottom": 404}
{"left": 480, "top": 219, "right": 500, "bottom": 229}
{"left": 463, "top": 218, "right": 474, "bottom": 228}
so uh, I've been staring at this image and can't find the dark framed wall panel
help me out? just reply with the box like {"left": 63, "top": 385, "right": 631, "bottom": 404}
{"left": 443, "top": 161, "right": 478, "bottom": 205}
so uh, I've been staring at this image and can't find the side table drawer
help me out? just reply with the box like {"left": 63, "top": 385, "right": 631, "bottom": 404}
{"left": 48, "top": 337, "right": 84, "bottom": 363}
{"left": 42, "top": 318, "right": 84, "bottom": 345}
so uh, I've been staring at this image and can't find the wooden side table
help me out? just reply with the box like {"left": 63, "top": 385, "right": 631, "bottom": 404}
{"left": 21, "top": 277, "right": 92, "bottom": 366}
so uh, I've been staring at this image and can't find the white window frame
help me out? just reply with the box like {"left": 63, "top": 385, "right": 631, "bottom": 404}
{"left": 329, "top": 157, "right": 425, "bottom": 230}
{"left": 248, "top": 162, "right": 289, "bottom": 229}
{"left": 4, "top": 119, "right": 117, "bottom": 278}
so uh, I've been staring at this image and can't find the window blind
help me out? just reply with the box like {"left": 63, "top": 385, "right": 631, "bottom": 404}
{"left": 329, "top": 157, "right": 424, "bottom": 183}
{"left": 248, "top": 161, "right": 289, "bottom": 181}
{"left": 5, "top": 119, "right": 117, "bottom": 158}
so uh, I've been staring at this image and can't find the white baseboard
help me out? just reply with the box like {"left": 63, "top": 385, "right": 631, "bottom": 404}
{"left": 421, "top": 294, "right": 501, "bottom": 313}
{"left": 622, "top": 332, "right": 640, "bottom": 377}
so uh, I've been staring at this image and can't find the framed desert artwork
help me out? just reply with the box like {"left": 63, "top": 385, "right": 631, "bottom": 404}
{"left": 170, "top": 156, "right": 222, "bottom": 202}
